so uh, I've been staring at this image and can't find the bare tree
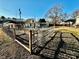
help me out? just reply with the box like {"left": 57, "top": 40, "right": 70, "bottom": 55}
{"left": 72, "top": 10, "right": 79, "bottom": 19}
{"left": 60, "top": 13, "right": 69, "bottom": 21}
{"left": 45, "top": 4, "right": 63, "bottom": 27}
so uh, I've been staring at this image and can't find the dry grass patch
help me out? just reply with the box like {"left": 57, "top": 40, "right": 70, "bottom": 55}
{"left": 0, "top": 28, "right": 12, "bottom": 44}
{"left": 55, "top": 27, "right": 79, "bottom": 37}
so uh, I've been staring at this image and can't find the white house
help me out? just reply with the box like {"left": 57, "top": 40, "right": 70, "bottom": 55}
{"left": 75, "top": 16, "right": 79, "bottom": 25}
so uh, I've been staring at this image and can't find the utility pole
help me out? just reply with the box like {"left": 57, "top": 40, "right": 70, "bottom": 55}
{"left": 19, "top": 8, "right": 21, "bottom": 20}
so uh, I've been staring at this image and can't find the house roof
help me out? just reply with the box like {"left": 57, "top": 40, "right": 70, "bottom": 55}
{"left": 64, "top": 19, "right": 76, "bottom": 24}
{"left": 1, "top": 20, "right": 25, "bottom": 24}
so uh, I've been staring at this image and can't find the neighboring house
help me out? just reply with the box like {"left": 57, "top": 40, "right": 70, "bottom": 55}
{"left": 64, "top": 19, "right": 75, "bottom": 26}
{"left": 35, "top": 19, "right": 49, "bottom": 28}
{"left": 24, "top": 18, "right": 49, "bottom": 28}
{"left": 3, "top": 22, "right": 15, "bottom": 29}
{"left": 75, "top": 16, "right": 79, "bottom": 27}
{"left": 10, "top": 20, "right": 25, "bottom": 29}
{"left": 35, "top": 22, "right": 49, "bottom": 28}
{"left": 25, "top": 19, "right": 35, "bottom": 28}
{"left": 4, "top": 20, "right": 25, "bottom": 29}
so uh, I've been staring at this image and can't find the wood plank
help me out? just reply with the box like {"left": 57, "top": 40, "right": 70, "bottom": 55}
{"left": 15, "top": 39, "right": 30, "bottom": 52}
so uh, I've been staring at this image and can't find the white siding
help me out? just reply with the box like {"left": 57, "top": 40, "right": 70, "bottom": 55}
{"left": 75, "top": 16, "right": 79, "bottom": 25}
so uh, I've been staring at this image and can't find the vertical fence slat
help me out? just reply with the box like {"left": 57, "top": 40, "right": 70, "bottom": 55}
{"left": 13, "top": 24, "right": 16, "bottom": 40}
{"left": 29, "top": 30, "right": 32, "bottom": 54}
{"left": 13, "top": 28, "right": 16, "bottom": 40}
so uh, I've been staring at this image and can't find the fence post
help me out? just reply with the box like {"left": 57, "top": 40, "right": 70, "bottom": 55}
{"left": 13, "top": 28, "right": 16, "bottom": 40}
{"left": 29, "top": 30, "right": 32, "bottom": 54}
{"left": 13, "top": 24, "right": 16, "bottom": 40}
